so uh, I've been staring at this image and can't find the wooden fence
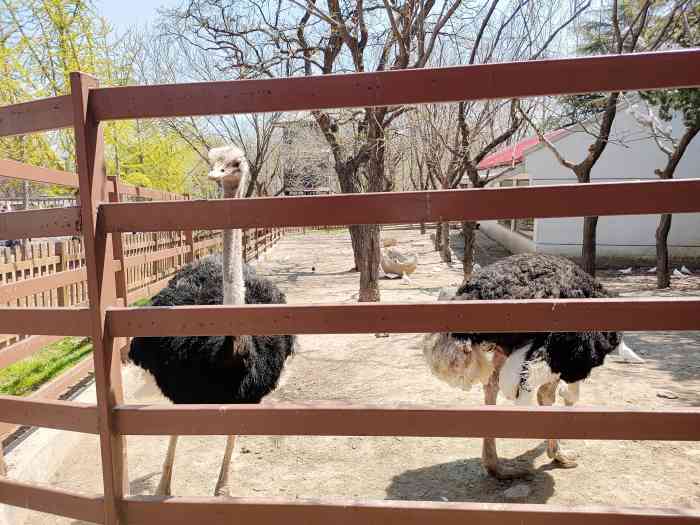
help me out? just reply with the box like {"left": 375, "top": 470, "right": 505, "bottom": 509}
{"left": 0, "top": 49, "right": 699, "bottom": 524}
{"left": 0, "top": 173, "right": 286, "bottom": 446}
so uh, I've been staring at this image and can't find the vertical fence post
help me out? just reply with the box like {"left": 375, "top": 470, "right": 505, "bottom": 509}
{"left": 109, "top": 176, "right": 129, "bottom": 361}
{"left": 185, "top": 194, "right": 195, "bottom": 264}
{"left": 70, "top": 71, "right": 127, "bottom": 525}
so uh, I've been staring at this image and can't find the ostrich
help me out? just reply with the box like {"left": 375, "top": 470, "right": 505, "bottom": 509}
{"left": 128, "top": 145, "right": 296, "bottom": 497}
{"left": 423, "top": 253, "right": 634, "bottom": 479}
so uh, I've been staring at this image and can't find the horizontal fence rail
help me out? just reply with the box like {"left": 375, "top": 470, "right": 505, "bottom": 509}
{"left": 0, "top": 95, "right": 74, "bottom": 137}
{"left": 0, "top": 308, "right": 93, "bottom": 336}
{"left": 0, "top": 396, "right": 98, "bottom": 434}
{"left": 122, "top": 497, "right": 700, "bottom": 525}
{"left": 0, "top": 159, "right": 80, "bottom": 188}
{"left": 0, "top": 206, "right": 81, "bottom": 238}
{"left": 114, "top": 403, "right": 700, "bottom": 440}
{"left": 106, "top": 297, "right": 700, "bottom": 336}
{"left": 0, "top": 478, "right": 105, "bottom": 524}
{"left": 89, "top": 49, "right": 700, "bottom": 121}
{"left": 99, "top": 179, "right": 700, "bottom": 232}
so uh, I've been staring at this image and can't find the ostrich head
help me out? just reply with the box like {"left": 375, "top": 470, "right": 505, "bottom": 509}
{"left": 208, "top": 145, "right": 250, "bottom": 198}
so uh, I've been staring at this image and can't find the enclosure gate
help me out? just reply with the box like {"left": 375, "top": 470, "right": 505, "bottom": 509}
{"left": 1, "top": 50, "right": 700, "bottom": 524}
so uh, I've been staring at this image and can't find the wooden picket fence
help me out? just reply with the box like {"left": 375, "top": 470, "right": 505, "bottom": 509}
{"left": 0, "top": 50, "right": 699, "bottom": 525}
{"left": 0, "top": 201, "right": 286, "bottom": 446}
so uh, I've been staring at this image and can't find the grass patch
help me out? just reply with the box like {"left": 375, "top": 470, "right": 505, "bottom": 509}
{"left": 0, "top": 337, "right": 93, "bottom": 396}
{"left": 131, "top": 297, "right": 152, "bottom": 307}
{"left": 0, "top": 297, "right": 156, "bottom": 396}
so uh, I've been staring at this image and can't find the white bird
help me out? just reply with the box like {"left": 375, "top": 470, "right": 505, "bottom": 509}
{"left": 681, "top": 265, "right": 692, "bottom": 275}
{"left": 619, "top": 267, "right": 633, "bottom": 274}
{"left": 647, "top": 267, "right": 657, "bottom": 273}
{"left": 473, "top": 262, "right": 482, "bottom": 272}
{"left": 672, "top": 269, "right": 685, "bottom": 278}
{"left": 616, "top": 340, "right": 645, "bottom": 364}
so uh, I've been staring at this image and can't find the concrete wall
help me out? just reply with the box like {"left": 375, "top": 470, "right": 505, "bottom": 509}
{"left": 525, "top": 107, "right": 700, "bottom": 259}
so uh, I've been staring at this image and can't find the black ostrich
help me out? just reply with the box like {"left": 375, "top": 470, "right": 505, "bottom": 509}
{"left": 128, "top": 146, "right": 296, "bottom": 497}
{"left": 423, "top": 253, "right": 638, "bottom": 479}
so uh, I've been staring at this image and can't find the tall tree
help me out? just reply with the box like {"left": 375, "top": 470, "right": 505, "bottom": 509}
{"left": 521, "top": 0, "right": 686, "bottom": 276}
{"left": 628, "top": 1, "right": 699, "bottom": 287}
{"left": 160, "top": 0, "right": 468, "bottom": 302}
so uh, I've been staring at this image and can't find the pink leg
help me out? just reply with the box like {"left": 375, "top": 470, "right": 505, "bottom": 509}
{"left": 481, "top": 353, "right": 532, "bottom": 480}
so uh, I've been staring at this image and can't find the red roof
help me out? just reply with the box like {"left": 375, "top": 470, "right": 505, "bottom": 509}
{"left": 477, "top": 129, "right": 568, "bottom": 170}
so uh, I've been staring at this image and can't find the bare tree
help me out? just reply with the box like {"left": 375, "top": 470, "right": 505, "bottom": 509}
{"left": 142, "top": 29, "right": 282, "bottom": 198}
{"left": 519, "top": 0, "right": 685, "bottom": 276}
{"left": 159, "top": 0, "right": 472, "bottom": 302}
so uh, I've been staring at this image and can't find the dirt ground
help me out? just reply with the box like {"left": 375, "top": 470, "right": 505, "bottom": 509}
{"left": 6, "top": 226, "right": 700, "bottom": 524}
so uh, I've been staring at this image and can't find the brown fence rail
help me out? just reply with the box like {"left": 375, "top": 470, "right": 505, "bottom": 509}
{"left": 0, "top": 50, "right": 699, "bottom": 525}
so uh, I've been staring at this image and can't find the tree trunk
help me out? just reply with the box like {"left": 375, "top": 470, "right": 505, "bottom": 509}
{"left": 440, "top": 222, "right": 452, "bottom": 262}
{"left": 355, "top": 117, "right": 386, "bottom": 302}
{"left": 355, "top": 223, "right": 381, "bottom": 302}
{"left": 348, "top": 225, "right": 362, "bottom": 272}
{"left": 434, "top": 222, "right": 442, "bottom": 251}
{"left": 462, "top": 220, "right": 476, "bottom": 281}
{"left": 581, "top": 216, "right": 599, "bottom": 276}
{"left": 656, "top": 213, "right": 672, "bottom": 289}
{"left": 420, "top": 222, "right": 426, "bottom": 235}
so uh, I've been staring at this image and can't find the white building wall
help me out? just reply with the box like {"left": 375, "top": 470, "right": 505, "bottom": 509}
{"left": 525, "top": 108, "right": 700, "bottom": 259}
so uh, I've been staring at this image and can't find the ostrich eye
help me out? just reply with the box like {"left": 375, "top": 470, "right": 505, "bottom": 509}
{"left": 220, "top": 168, "right": 225, "bottom": 172}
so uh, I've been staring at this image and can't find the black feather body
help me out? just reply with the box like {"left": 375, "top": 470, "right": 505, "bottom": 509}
{"left": 128, "top": 256, "right": 296, "bottom": 404}
{"left": 450, "top": 253, "right": 621, "bottom": 383}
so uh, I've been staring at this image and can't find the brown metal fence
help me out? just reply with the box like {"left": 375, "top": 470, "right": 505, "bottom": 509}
{"left": 0, "top": 49, "right": 699, "bottom": 524}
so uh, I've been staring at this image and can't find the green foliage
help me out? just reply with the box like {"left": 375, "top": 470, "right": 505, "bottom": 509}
{"left": 0, "top": 337, "right": 92, "bottom": 396}
{"left": 641, "top": 89, "right": 700, "bottom": 127}
{"left": 0, "top": 0, "right": 197, "bottom": 197}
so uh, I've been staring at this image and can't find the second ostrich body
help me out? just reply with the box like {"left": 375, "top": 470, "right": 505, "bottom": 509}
{"left": 128, "top": 146, "right": 295, "bottom": 497}
{"left": 424, "top": 253, "right": 629, "bottom": 479}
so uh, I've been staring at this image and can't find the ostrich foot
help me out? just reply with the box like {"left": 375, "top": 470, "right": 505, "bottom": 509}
{"left": 546, "top": 442, "right": 578, "bottom": 468}
{"left": 214, "top": 486, "right": 230, "bottom": 497}
{"left": 154, "top": 481, "right": 171, "bottom": 497}
{"left": 483, "top": 461, "right": 532, "bottom": 480}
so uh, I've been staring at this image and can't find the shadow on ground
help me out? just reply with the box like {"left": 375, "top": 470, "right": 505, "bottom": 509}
{"left": 385, "top": 443, "right": 556, "bottom": 504}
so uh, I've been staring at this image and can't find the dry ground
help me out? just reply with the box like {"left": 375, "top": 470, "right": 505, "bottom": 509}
{"left": 5, "top": 226, "right": 700, "bottom": 524}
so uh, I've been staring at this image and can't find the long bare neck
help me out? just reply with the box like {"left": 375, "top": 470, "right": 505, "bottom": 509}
{"left": 222, "top": 184, "right": 245, "bottom": 306}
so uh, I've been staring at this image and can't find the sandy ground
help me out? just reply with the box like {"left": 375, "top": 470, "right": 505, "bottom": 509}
{"left": 4, "top": 226, "right": 700, "bottom": 524}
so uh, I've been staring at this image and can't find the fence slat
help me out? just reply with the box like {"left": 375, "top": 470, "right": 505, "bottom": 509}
{"left": 114, "top": 403, "right": 700, "bottom": 441}
{"left": 71, "top": 71, "right": 126, "bottom": 525}
{"left": 0, "top": 158, "right": 79, "bottom": 188}
{"left": 106, "top": 297, "right": 700, "bottom": 337}
{"left": 0, "top": 206, "right": 81, "bottom": 238}
{"left": 0, "top": 478, "right": 104, "bottom": 524}
{"left": 90, "top": 49, "right": 700, "bottom": 121}
{"left": 0, "top": 95, "right": 74, "bottom": 137}
{"left": 99, "top": 179, "right": 700, "bottom": 232}
{"left": 122, "top": 496, "right": 700, "bottom": 525}
{"left": 0, "top": 308, "right": 92, "bottom": 336}
{"left": 0, "top": 335, "right": 64, "bottom": 369}
{"left": 0, "top": 395, "right": 98, "bottom": 433}
{"left": 0, "top": 268, "right": 88, "bottom": 304}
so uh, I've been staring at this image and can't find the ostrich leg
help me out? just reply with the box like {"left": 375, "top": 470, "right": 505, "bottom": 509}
{"left": 481, "top": 353, "right": 531, "bottom": 479}
{"left": 0, "top": 443, "right": 6, "bottom": 476}
{"left": 155, "top": 435, "right": 179, "bottom": 496}
{"left": 538, "top": 381, "right": 578, "bottom": 468}
{"left": 214, "top": 435, "right": 237, "bottom": 497}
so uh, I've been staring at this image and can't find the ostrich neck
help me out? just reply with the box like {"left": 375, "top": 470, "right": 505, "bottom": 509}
{"left": 222, "top": 185, "right": 245, "bottom": 306}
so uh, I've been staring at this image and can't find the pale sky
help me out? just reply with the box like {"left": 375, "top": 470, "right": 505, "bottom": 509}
{"left": 98, "top": 0, "right": 181, "bottom": 32}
